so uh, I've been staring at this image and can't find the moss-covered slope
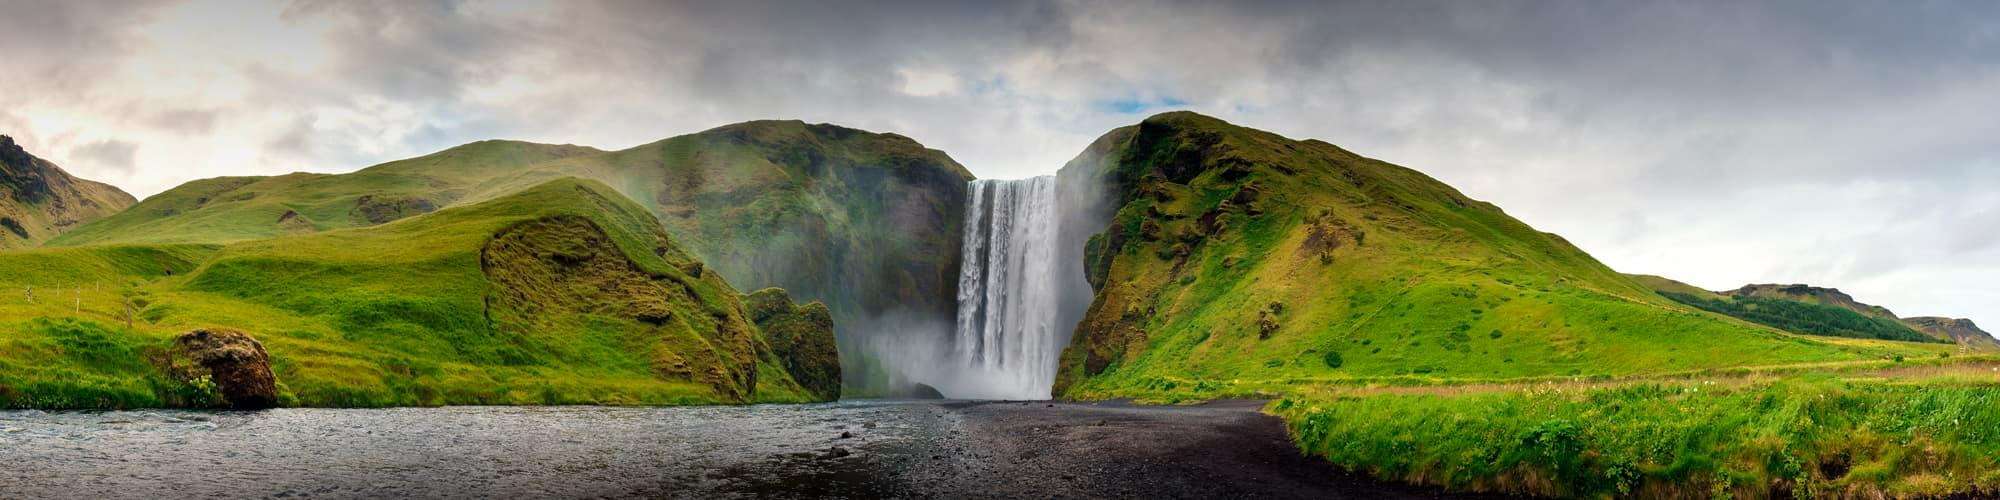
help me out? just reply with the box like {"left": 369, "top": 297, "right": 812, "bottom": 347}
{"left": 0, "top": 178, "right": 837, "bottom": 408}
{"left": 0, "top": 135, "right": 136, "bottom": 249}
{"left": 1052, "top": 112, "right": 1946, "bottom": 399}
{"left": 48, "top": 122, "right": 973, "bottom": 393}
{"left": 474, "top": 120, "right": 974, "bottom": 391}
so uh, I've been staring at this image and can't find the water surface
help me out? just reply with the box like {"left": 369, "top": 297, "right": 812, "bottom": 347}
{"left": 1, "top": 400, "right": 1482, "bottom": 499}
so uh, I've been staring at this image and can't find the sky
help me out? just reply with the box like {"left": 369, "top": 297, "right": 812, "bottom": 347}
{"left": 3, "top": 0, "right": 1996, "bottom": 328}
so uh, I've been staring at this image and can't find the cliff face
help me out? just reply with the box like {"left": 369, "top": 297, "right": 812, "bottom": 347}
{"left": 497, "top": 120, "right": 974, "bottom": 393}
{"left": 0, "top": 135, "right": 137, "bottom": 248}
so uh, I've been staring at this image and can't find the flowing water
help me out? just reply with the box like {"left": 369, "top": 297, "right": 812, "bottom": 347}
{"left": 0, "top": 402, "right": 953, "bottom": 499}
{"left": 947, "top": 177, "right": 1084, "bottom": 400}
{"left": 0, "top": 401, "right": 1474, "bottom": 499}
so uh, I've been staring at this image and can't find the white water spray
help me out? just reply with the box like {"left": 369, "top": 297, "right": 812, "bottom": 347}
{"left": 946, "top": 177, "right": 1069, "bottom": 400}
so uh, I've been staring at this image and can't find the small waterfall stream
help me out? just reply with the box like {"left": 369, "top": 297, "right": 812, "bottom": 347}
{"left": 948, "top": 177, "right": 1069, "bottom": 400}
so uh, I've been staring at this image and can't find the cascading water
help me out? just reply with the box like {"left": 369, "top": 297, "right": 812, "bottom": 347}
{"left": 947, "top": 177, "right": 1071, "bottom": 400}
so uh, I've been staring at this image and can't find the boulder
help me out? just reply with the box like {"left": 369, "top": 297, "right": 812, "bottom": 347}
{"left": 901, "top": 382, "right": 946, "bottom": 400}
{"left": 170, "top": 328, "right": 279, "bottom": 409}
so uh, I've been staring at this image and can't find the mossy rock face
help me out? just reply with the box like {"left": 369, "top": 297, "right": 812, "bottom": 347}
{"left": 169, "top": 328, "right": 278, "bottom": 409}
{"left": 743, "top": 288, "right": 841, "bottom": 401}
{"left": 482, "top": 214, "right": 759, "bottom": 399}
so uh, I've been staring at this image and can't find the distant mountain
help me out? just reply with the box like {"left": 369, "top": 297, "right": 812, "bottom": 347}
{"left": 0, "top": 135, "right": 136, "bottom": 248}
{"left": 1050, "top": 112, "right": 1931, "bottom": 398}
{"left": 1722, "top": 284, "right": 1900, "bottom": 319}
{"left": 1631, "top": 278, "right": 1992, "bottom": 350}
{"left": 1903, "top": 317, "right": 2000, "bottom": 351}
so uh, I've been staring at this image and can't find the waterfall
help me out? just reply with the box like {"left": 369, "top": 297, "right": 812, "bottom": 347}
{"left": 948, "top": 177, "right": 1068, "bottom": 400}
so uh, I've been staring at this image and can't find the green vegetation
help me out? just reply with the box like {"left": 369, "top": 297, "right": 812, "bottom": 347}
{"left": 1277, "top": 360, "right": 2000, "bottom": 498}
{"left": 1, "top": 178, "right": 837, "bottom": 408}
{"left": 1661, "top": 291, "right": 1943, "bottom": 343}
{"left": 1053, "top": 112, "right": 1952, "bottom": 400}
{"left": 44, "top": 122, "right": 973, "bottom": 394}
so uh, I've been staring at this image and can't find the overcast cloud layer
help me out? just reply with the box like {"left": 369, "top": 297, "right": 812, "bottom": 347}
{"left": 3, "top": 0, "right": 1995, "bottom": 328}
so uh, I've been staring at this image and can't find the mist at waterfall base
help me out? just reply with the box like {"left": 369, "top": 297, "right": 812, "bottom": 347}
{"left": 846, "top": 176, "right": 1102, "bottom": 400}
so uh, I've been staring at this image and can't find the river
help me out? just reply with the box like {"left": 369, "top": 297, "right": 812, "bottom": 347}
{"left": 0, "top": 400, "right": 1485, "bottom": 499}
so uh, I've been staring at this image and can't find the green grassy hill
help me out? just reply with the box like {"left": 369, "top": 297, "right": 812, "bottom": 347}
{"left": 47, "top": 122, "right": 973, "bottom": 394}
{"left": 0, "top": 135, "right": 136, "bottom": 249}
{"left": 1052, "top": 112, "right": 1949, "bottom": 399}
{"left": 0, "top": 178, "right": 837, "bottom": 408}
{"left": 48, "top": 140, "right": 604, "bottom": 246}
{"left": 473, "top": 121, "right": 974, "bottom": 392}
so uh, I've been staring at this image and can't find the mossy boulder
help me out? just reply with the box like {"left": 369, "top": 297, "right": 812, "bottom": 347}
{"left": 168, "top": 328, "right": 278, "bottom": 409}
{"left": 744, "top": 288, "right": 842, "bottom": 401}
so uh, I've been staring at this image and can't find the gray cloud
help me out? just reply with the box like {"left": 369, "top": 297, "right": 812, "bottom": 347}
{"left": 68, "top": 139, "right": 139, "bottom": 173}
{"left": 3, "top": 0, "right": 1997, "bottom": 328}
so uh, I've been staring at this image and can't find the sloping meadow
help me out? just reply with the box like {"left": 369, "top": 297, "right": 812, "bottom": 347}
{"left": 0, "top": 178, "right": 836, "bottom": 408}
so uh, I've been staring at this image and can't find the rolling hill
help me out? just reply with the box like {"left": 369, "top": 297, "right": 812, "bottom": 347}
{"left": 47, "top": 121, "right": 972, "bottom": 393}
{"left": 0, "top": 178, "right": 838, "bottom": 408}
{"left": 1050, "top": 112, "right": 1950, "bottom": 399}
{"left": 0, "top": 135, "right": 136, "bottom": 249}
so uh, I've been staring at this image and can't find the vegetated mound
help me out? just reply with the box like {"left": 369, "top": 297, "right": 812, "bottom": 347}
{"left": 1051, "top": 112, "right": 1941, "bottom": 399}
{"left": 1633, "top": 278, "right": 1991, "bottom": 350}
{"left": 0, "top": 135, "right": 137, "bottom": 249}
{"left": 49, "top": 122, "right": 974, "bottom": 394}
{"left": 0, "top": 177, "right": 837, "bottom": 408}
{"left": 742, "top": 287, "right": 842, "bottom": 401}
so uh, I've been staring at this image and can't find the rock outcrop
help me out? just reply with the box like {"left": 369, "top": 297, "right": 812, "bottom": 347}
{"left": 169, "top": 328, "right": 279, "bottom": 409}
{"left": 1903, "top": 317, "right": 2000, "bottom": 351}
{"left": 743, "top": 287, "right": 842, "bottom": 401}
{"left": 0, "top": 135, "right": 137, "bottom": 248}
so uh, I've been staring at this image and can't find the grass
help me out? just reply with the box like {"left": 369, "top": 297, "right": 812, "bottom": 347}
{"left": 1048, "top": 112, "right": 1990, "bottom": 496}
{"left": 1054, "top": 112, "right": 1954, "bottom": 400}
{"left": 1275, "top": 359, "right": 2000, "bottom": 498}
{"left": 42, "top": 121, "right": 975, "bottom": 395}
{"left": 1, "top": 178, "right": 837, "bottom": 409}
